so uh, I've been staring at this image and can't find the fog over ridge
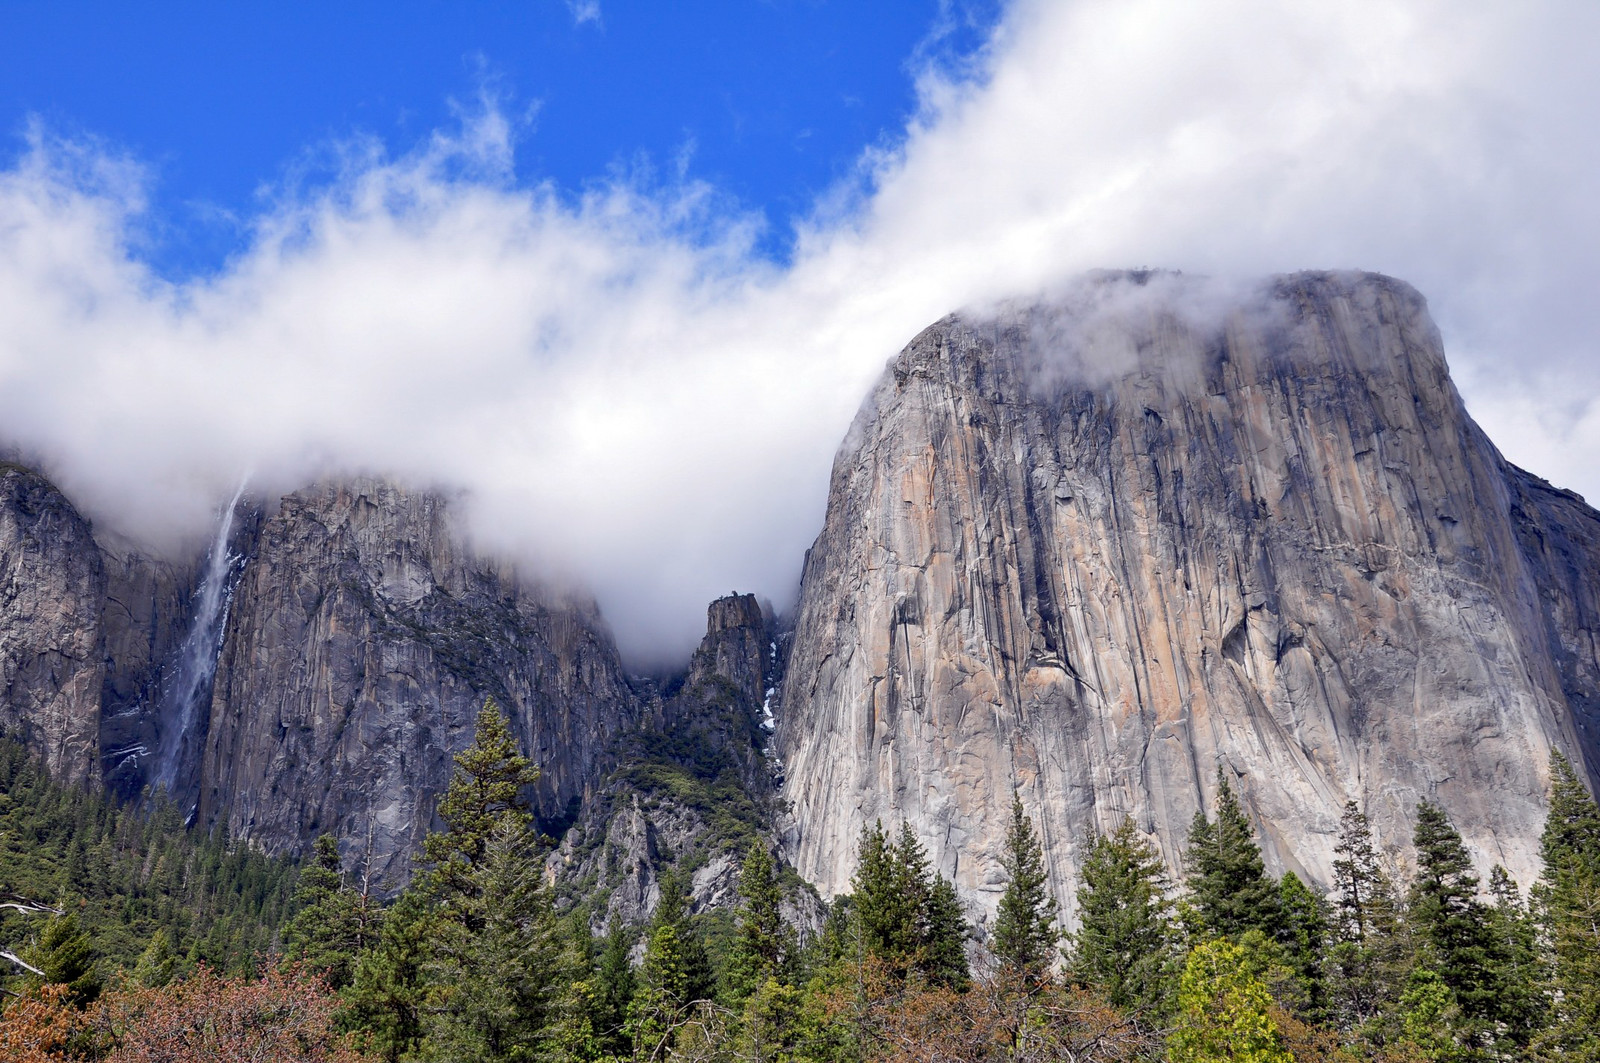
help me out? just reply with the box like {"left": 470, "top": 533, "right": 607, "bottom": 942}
{"left": 0, "top": 0, "right": 1596, "bottom": 665}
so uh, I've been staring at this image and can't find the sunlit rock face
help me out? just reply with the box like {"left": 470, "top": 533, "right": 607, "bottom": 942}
{"left": 196, "top": 478, "right": 640, "bottom": 885}
{"left": 777, "top": 271, "right": 1600, "bottom": 922}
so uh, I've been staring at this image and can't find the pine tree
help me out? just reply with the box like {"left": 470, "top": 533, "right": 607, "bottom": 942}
{"left": 629, "top": 893, "right": 692, "bottom": 1059}
{"left": 1066, "top": 817, "right": 1175, "bottom": 1015}
{"left": 1276, "top": 870, "right": 1329, "bottom": 1022}
{"left": 1325, "top": 802, "right": 1409, "bottom": 1032}
{"left": 727, "top": 842, "right": 792, "bottom": 1001}
{"left": 421, "top": 698, "right": 540, "bottom": 902}
{"left": 1330, "top": 801, "right": 1398, "bottom": 943}
{"left": 25, "top": 913, "right": 101, "bottom": 1005}
{"left": 1484, "top": 865, "right": 1545, "bottom": 1043}
{"left": 845, "top": 821, "right": 970, "bottom": 989}
{"left": 282, "top": 833, "right": 377, "bottom": 990}
{"left": 992, "top": 793, "right": 1058, "bottom": 981}
{"left": 421, "top": 817, "right": 565, "bottom": 1063}
{"left": 852, "top": 821, "right": 907, "bottom": 965}
{"left": 1408, "top": 800, "right": 1499, "bottom": 1043}
{"left": 132, "top": 927, "right": 176, "bottom": 988}
{"left": 1534, "top": 752, "right": 1600, "bottom": 1058}
{"left": 591, "top": 916, "right": 636, "bottom": 1057}
{"left": 922, "top": 874, "right": 971, "bottom": 992}
{"left": 1186, "top": 772, "right": 1282, "bottom": 939}
{"left": 345, "top": 888, "right": 432, "bottom": 1063}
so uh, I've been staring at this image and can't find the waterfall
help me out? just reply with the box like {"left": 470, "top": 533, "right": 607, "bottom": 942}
{"left": 151, "top": 482, "right": 248, "bottom": 798}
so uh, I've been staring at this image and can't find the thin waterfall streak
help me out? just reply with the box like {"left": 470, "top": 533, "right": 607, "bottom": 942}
{"left": 151, "top": 480, "right": 249, "bottom": 796}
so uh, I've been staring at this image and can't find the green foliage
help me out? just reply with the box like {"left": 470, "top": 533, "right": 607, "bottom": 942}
{"left": 1168, "top": 938, "right": 1294, "bottom": 1063}
{"left": 132, "top": 927, "right": 176, "bottom": 988}
{"left": 1185, "top": 772, "right": 1282, "bottom": 941}
{"left": 420, "top": 817, "right": 566, "bottom": 1063}
{"left": 848, "top": 821, "right": 970, "bottom": 991}
{"left": 1065, "top": 817, "right": 1175, "bottom": 1016}
{"left": 282, "top": 834, "right": 382, "bottom": 990}
{"left": 1407, "top": 800, "right": 1502, "bottom": 1041}
{"left": 1395, "top": 966, "right": 1467, "bottom": 1062}
{"left": 421, "top": 698, "right": 540, "bottom": 904}
{"left": 0, "top": 737, "right": 296, "bottom": 991}
{"left": 1325, "top": 801, "right": 1409, "bottom": 1032}
{"left": 1484, "top": 864, "right": 1545, "bottom": 1041}
{"left": 343, "top": 888, "right": 430, "bottom": 1063}
{"left": 1534, "top": 751, "right": 1600, "bottom": 1058}
{"left": 922, "top": 874, "right": 970, "bottom": 993}
{"left": 24, "top": 913, "right": 102, "bottom": 1004}
{"left": 1275, "top": 870, "right": 1328, "bottom": 1021}
{"left": 726, "top": 842, "right": 794, "bottom": 1001}
{"left": 589, "top": 916, "right": 636, "bottom": 1056}
{"left": 992, "top": 793, "right": 1058, "bottom": 980}
{"left": 627, "top": 876, "right": 695, "bottom": 1060}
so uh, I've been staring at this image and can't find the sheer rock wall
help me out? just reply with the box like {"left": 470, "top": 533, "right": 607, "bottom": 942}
{"left": 197, "top": 479, "right": 639, "bottom": 885}
{"left": 776, "top": 272, "right": 1600, "bottom": 922}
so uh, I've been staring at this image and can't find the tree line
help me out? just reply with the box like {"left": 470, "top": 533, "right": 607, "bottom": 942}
{"left": 2, "top": 703, "right": 1599, "bottom": 1062}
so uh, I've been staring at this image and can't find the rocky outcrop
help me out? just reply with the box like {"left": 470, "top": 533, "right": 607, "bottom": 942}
{"left": 0, "top": 463, "right": 106, "bottom": 783}
{"left": 777, "top": 271, "right": 1600, "bottom": 923}
{"left": 196, "top": 479, "right": 638, "bottom": 885}
{"left": 552, "top": 593, "right": 790, "bottom": 927}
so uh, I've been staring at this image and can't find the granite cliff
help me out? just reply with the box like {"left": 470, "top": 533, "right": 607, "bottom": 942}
{"left": 2, "top": 269, "right": 1598, "bottom": 928}
{"left": 196, "top": 479, "right": 640, "bottom": 885}
{"left": 777, "top": 271, "right": 1600, "bottom": 923}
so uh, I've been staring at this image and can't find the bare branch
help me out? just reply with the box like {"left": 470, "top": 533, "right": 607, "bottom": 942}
{"left": 0, "top": 892, "right": 63, "bottom": 917}
{"left": 1, "top": 949, "right": 47, "bottom": 977}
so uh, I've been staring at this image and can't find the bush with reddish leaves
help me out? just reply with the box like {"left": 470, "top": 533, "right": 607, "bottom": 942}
{"left": 0, "top": 966, "right": 373, "bottom": 1062}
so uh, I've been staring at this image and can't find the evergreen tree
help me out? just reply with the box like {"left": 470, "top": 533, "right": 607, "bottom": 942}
{"left": 282, "top": 833, "right": 378, "bottom": 990}
{"left": 25, "top": 913, "right": 101, "bottom": 1005}
{"left": 992, "top": 793, "right": 1058, "bottom": 980}
{"left": 1484, "top": 865, "right": 1545, "bottom": 1042}
{"left": 1408, "top": 800, "right": 1499, "bottom": 1043}
{"left": 727, "top": 842, "right": 792, "bottom": 1001}
{"left": 591, "top": 916, "right": 636, "bottom": 1057}
{"left": 852, "top": 821, "right": 908, "bottom": 964}
{"left": 1325, "top": 801, "right": 1409, "bottom": 1032}
{"left": 845, "top": 821, "right": 970, "bottom": 990}
{"left": 421, "top": 698, "right": 540, "bottom": 903}
{"left": 1066, "top": 818, "right": 1175, "bottom": 1015}
{"left": 1276, "top": 870, "right": 1329, "bottom": 1022}
{"left": 1331, "top": 801, "right": 1397, "bottom": 942}
{"left": 922, "top": 874, "right": 971, "bottom": 992}
{"left": 1186, "top": 772, "right": 1282, "bottom": 940}
{"left": 421, "top": 817, "right": 565, "bottom": 1063}
{"left": 132, "top": 927, "right": 176, "bottom": 988}
{"left": 629, "top": 892, "right": 692, "bottom": 1059}
{"left": 1394, "top": 966, "right": 1466, "bottom": 1063}
{"left": 345, "top": 888, "right": 432, "bottom": 1063}
{"left": 1534, "top": 751, "right": 1600, "bottom": 1057}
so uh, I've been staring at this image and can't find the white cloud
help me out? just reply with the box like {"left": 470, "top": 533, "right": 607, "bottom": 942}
{"left": 565, "top": 1, "right": 601, "bottom": 28}
{"left": 0, "top": 0, "right": 1596, "bottom": 663}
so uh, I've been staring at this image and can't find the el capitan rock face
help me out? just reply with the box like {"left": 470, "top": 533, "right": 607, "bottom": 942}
{"left": 776, "top": 271, "right": 1600, "bottom": 920}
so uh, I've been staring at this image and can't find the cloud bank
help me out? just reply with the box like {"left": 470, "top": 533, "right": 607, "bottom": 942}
{"left": 1, "top": 0, "right": 1596, "bottom": 663}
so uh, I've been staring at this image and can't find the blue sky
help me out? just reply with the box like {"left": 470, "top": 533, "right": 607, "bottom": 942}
{"left": 0, "top": 1, "right": 998, "bottom": 276}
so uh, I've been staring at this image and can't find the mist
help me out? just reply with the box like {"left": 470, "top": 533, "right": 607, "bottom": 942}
{"left": 1, "top": 0, "right": 1596, "bottom": 664}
